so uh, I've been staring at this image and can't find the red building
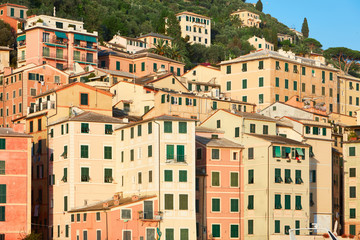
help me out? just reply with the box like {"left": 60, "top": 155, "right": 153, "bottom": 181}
{"left": 0, "top": 124, "right": 32, "bottom": 239}
{"left": 70, "top": 194, "right": 160, "bottom": 240}
{"left": 0, "top": 63, "right": 69, "bottom": 128}
{"left": 0, "top": 3, "right": 28, "bottom": 31}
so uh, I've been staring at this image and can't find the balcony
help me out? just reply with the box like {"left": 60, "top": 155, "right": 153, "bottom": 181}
{"left": 74, "top": 55, "right": 97, "bottom": 65}
{"left": 18, "top": 40, "right": 26, "bottom": 48}
{"left": 43, "top": 53, "right": 68, "bottom": 61}
{"left": 165, "top": 155, "right": 186, "bottom": 164}
{"left": 43, "top": 37, "right": 68, "bottom": 48}
{"left": 139, "top": 211, "right": 163, "bottom": 222}
{"left": 74, "top": 43, "right": 97, "bottom": 52}
{"left": 28, "top": 101, "right": 55, "bottom": 114}
{"left": 18, "top": 55, "right": 26, "bottom": 62}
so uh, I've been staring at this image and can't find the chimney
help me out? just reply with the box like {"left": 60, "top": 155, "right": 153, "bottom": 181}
{"left": 114, "top": 200, "right": 120, "bottom": 206}
{"left": 113, "top": 193, "right": 120, "bottom": 200}
{"left": 132, "top": 195, "right": 139, "bottom": 201}
{"left": 103, "top": 202, "right": 109, "bottom": 208}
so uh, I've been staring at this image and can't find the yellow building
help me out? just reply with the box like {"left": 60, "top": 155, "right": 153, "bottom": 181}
{"left": 230, "top": 9, "right": 261, "bottom": 28}
{"left": 181, "top": 65, "right": 222, "bottom": 94}
{"left": 114, "top": 115, "right": 197, "bottom": 239}
{"left": 200, "top": 110, "right": 310, "bottom": 239}
{"left": 248, "top": 35, "right": 274, "bottom": 51}
{"left": 166, "top": 11, "right": 211, "bottom": 46}
{"left": 338, "top": 73, "right": 360, "bottom": 117}
{"left": 219, "top": 49, "right": 338, "bottom": 112}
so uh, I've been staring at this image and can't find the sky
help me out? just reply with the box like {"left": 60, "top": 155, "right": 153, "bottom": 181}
{"left": 247, "top": 0, "right": 360, "bottom": 51}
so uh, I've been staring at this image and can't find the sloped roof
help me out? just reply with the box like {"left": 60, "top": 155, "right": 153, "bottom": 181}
{"left": 195, "top": 126, "right": 224, "bottom": 133}
{"left": 48, "top": 111, "right": 124, "bottom": 126}
{"left": 139, "top": 32, "right": 173, "bottom": 40}
{"left": 0, "top": 128, "right": 32, "bottom": 138}
{"left": 196, "top": 136, "right": 243, "bottom": 148}
{"left": 246, "top": 133, "right": 308, "bottom": 147}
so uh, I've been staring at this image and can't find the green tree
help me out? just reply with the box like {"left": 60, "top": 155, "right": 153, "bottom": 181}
{"left": 324, "top": 47, "right": 360, "bottom": 74}
{"left": 301, "top": 17, "right": 309, "bottom": 38}
{"left": 150, "top": 39, "right": 168, "bottom": 56}
{"left": 293, "top": 44, "right": 310, "bottom": 57}
{"left": 256, "top": 0, "right": 263, "bottom": 12}
{"left": 303, "top": 38, "right": 322, "bottom": 53}
{"left": 20, "top": 232, "right": 42, "bottom": 240}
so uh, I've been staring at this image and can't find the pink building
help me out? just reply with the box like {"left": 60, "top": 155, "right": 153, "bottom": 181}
{"left": 0, "top": 3, "right": 27, "bottom": 31}
{"left": 195, "top": 127, "right": 244, "bottom": 240}
{"left": 0, "top": 63, "right": 69, "bottom": 128}
{"left": 98, "top": 48, "right": 185, "bottom": 77}
{"left": 17, "top": 15, "right": 98, "bottom": 71}
{"left": 70, "top": 194, "right": 159, "bottom": 240}
{"left": 0, "top": 125, "right": 32, "bottom": 239}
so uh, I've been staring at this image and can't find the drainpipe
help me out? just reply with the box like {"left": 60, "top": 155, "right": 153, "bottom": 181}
{"left": 154, "top": 121, "right": 161, "bottom": 232}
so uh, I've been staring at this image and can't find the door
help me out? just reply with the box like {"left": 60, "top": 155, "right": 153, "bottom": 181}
{"left": 144, "top": 201, "right": 153, "bottom": 219}
{"left": 146, "top": 229, "right": 155, "bottom": 240}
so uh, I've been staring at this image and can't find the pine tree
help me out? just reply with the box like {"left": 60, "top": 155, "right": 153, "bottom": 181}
{"left": 256, "top": 0, "right": 263, "bottom": 12}
{"left": 301, "top": 17, "right": 309, "bottom": 38}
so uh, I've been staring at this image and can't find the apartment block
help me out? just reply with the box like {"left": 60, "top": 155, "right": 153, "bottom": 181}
{"left": 0, "top": 3, "right": 27, "bottom": 31}
{"left": 0, "top": 63, "right": 69, "bottom": 128}
{"left": 277, "top": 33, "right": 294, "bottom": 44}
{"left": 200, "top": 110, "right": 310, "bottom": 239}
{"left": 115, "top": 115, "right": 197, "bottom": 239}
{"left": 248, "top": 35, "right": 274, "bottom": 51}
{"left": 181, "top": 65, "right": 221, "bottom": 94}
{"left": 230, "top": 9, "right": 261, "bottom": 28}
{"left": 195, "top": 127, "right": 244, "bottom": 239}
{"left": 167, "top": 11, "right": 211, "bottom": 47}
{"left": 17, "top": 15, "right": 98, "bottom": 70}
{"left": 69, "top": 195, "right": 159, "bottom": 239}
{"left": 219, "top": 49, "right": 338, "bottom": 112}
{"left": 0, "top": 125, "right": 32, "bottom": 239}
{"left": 338, "top": 73, "right": 360, "bottom": 117}
{"left": 98, "top": 48, "right": 185, "bottom": 77}
{"left": 137, "top": 32, "right": 173, "bottom": 49}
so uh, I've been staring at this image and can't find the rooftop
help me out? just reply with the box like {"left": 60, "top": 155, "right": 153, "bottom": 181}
{"left": 0, "top": 128, "right": 32, "bottom": 138}
{"left": 175, "top": 11, "right": 210, "bottom": 19}
{"left": 48, "top": 111, "right": 124, "bottom": 126}
{"left": 139, "top": 32, "right": 173, "bottom": 40}
{"left": 195, "top": 126, "right": 224, "bottom": 133}
{"left": 196, "top": 135, "right": 243, "bottom": 148}
{"left": 246, "top": 133, "right": 308, "bottom": 147}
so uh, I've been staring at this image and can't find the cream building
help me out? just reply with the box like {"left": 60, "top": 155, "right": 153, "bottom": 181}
{"left": 166, "top": 11, "right": 211, "bottom": 47}
{"left": 277, "top": 33, "right": 293, "bottom": 44}
{"left": 338, "top": 73, "right": 360, "bottom": 117}
{"left": 219, "top": 49, "right": 338, "bottom": 112}
{"left": 114, "top": 115, "right": 197, "bottom": 239}
{"left": 200, "top": 110, "right": 310, "bottom": 239}
{"left": 181, "top": 65, "right": 221, "bottom": 94}
{"left": 0, "top": 46, "right": 12, "bottom": 71}
{"left": 248, "top": 35, "right": 274, "bottom": 51}
{"left": 230, "top": 9, "right": 261, "bottom": 28}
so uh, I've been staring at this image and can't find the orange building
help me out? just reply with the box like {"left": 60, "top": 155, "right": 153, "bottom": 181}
{"left": 0, "top": 63, "right": 69, "bottom": 128}
{"left": 0, "top": 3, "right": 27, "bottom": 31}
{"left": 70, "top": 194, "right": 159, "bottom": 240}
{"left": 0, "top": 125, "right": 32, "bottom": 239}
{"left": 195, "top": 127, "right": 244, "bottom": 240}
{"left": 98, "top": 48, "right": 185, "bottom": 77}
{"left": 17, "top": 15, "right": 98, "bottom": 70}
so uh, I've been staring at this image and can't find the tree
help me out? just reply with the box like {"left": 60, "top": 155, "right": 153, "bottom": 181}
{"left": 324, "top": 47, "right": 360, "bottom": 74}
{"left": 293, "top": 44, "right": 310, "bottom": 57}
{"left": 150, "top": 39, "right": 168, "bottom": 56}
{"left": 19, "top": 232, "right": 42, "bottom": 240}
{"left": 256, "top": 0, "right": 263, "bottom": 12}
{"left": 303, "top": 38, "right": 322, "bottom": 53}
{"left": 301, "top": 17, "right": 309, "bottom": 38}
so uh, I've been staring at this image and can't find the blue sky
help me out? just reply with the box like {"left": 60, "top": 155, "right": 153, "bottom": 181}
{"left": 247, "top": 0, "right": 360, "bottom": 51}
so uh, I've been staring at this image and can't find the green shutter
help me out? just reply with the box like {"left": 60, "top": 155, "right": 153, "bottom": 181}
{"left": 248, "top": 169, "right": 254, "bottom": 184}
{"left": 212, "top": 198, "right": 220, "bottom": 211}
{"left": 141, "top": 62, "right": 145, "bottom": 71}
{"left": 0, "top": 161, "right": 4, "bottom": 175}
{"left": 350, "top": 225, "right": 356, "bottom": 235}
{"left": 242, "top": 79, "right": 247, "bottom": 89}
{"left": 212, "top": 149, "right": 219, "bottom": 159}
{"left": 164, "top": 121, "right": 172, "bottom": 133}
{"left": 275, "top": 194, "right": 282, "bottom": 209}
{"left": 177, "top": 145, "right": 185, "bottom": 162}
{"left": 231, "top": 225, "right": 239, "bottom": 238}
{"left": 104, "top": 146, "right": 112, "bottom": 159}
{"left": 275, "top": 220, "right": 280, "bottom": 233}
{"left": 0, "top": 139, "right": 5, "bottom": 149}
{"left": 350, "top": 208, "right": 356, "bottom": 219}
{"left": 248, "top": 220, "right": 254, "bottom": 234}
{"left": 138, "top": 125, "right": 142, "bottom": 136}
{"left": 148, "top": 145, "right": 152, "bottom": 157}
{"left": 248, "top": 195, "right": 254, "bottom": 209}
{"left": 0, "top": 206, "right": 4, "bottom": 221}
{"left": 130, "top": 127, "right": 134, "bottom": 138}
{"left": 165, "top": 194, "right": 173, "bottom": 210}
{"left": 64, "top": 196, "right": 68, "bottom": 211}
{"left": 295, "top": 196, "right": 302, "bottom": 210}
{"left": 116, "top": 61, "right": 120, "bottom": 70}
{"left": 349, "top": 147, "right": 356, "bottom": 156}
{"left": 231, "top": 199, "right": 239, "bottom": 212}
{"left": 275, "top": 77, "right": 279, "bottom": 87}
{"left": 130, "top": 149, "right": 134, "bottom": 161}
{"left": 212, "top": 224, "right": 220, "bottom": 237}
{"left": 179, "top": 170, "right": 187, "bottom": 182}
{"left": 179, "top": 194, "right": 188, "bottom": 210}
{"left": 235, "top": 127, "right": 240, "bottom": 137}
{"left": 166, "top": 145, "right": 174, "bottom": 159}
{"left": 259, "top": 77, "right": 264, "bottom": 87}
{"left": 273, "top": 146, "right": 281, "bottom": 158}
{"left": 161, "top": 94, "right": 166, "bottom": 103}
{"left": 350, "top": 187, "right": 356, "bottom": 198}
{"left": 230, "top": 172, "right": 238, "bottom": 187}
{"left": 212, "top": 172, "right": 220, "bottom": 186}
{"left": 227, "top": 81, "right": 231, "bottom": 90}
{"left": 81, "top": 145, "right": 88, "bottom": 158}
{"left": 179, "top": 122, "right": 187, "bottom": 133}
{"left": 0, "top": 185, "right": 6, "bottom": 203}
{"left": 285, "top": 195, "right": 291, "bottom": 209}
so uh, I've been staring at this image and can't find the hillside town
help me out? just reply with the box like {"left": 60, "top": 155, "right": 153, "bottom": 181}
{"left": 0, "top": 2, "right": 360, "bottom": 240}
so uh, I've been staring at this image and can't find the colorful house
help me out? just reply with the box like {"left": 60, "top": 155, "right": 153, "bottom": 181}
{"left": 0, "top": 3, "right": 27, "bottom": 31}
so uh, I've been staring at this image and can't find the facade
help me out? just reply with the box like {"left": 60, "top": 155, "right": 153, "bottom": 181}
{"left": 248, "top": 35, "right": 274, "bottom": 51}
{"left": 0, "top": 46, "right": 12, "bottom": 72}
{"left": 17, "top": 15, "right": 98, "bottom": 70}
{"left": 107, "top": 35, "right": 147, "bottom": 53}
{"left": 115, "top": 115, "right": 197, "bottom": 239}
{"left": 137, "top": 32, "right": 173, "bottom": 49}
{"left": 98, "top": 48, "right": 185, "bottom": 77}
{"left": 230, "top": 9, "right": 261, "bottom": 28}
{"left": 0, "top": 125, "right": 32, "bottom": 239}
{"left": 277, "top": 33, "right": 293, "bottom": 43}
{"left": 69, "top": 194, "right": 159, "bottom": 240}
{"left": 195, "top": 129, "right": 244, "bottom": 240}
{"left": 199, "top": 110, "right": 310, "bottom": 239}
{"left": 338, "top": 73, "right": 360, "bottom": 117}
{"left": 0, "top": 63, "right": 69, "bottom": 128}
{"left": 0, "top": 3, "right": 27, "bottom": 31}
{"left": 181, "top": 65, "right": 222, "bottom": 94}
{"left": 219, "top": 49, "right": 338, "bottom": 112}
{"left": 167, "top": 11, "right": 211, "bottom": 47}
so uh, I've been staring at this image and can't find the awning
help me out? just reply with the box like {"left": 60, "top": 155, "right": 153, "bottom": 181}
{"left": 285, "top": 147, "right": 291, "bottom": 153}
{"left": 274, "top": 146, "right": 281, "bottom": 157}
{"left": 17, "top": 35, "right": 26, "bottom": 41}
{"left": 296, "top": 148, "right": 304, "bottom": 156}
{"left": 55, "top": 31, "right": 68, "bottom": 39}
{"left": 85, "top": 35, "right": 97, "bottom": 43}
{"left": 74, "top": 34, "right": 86, "bottom": 41}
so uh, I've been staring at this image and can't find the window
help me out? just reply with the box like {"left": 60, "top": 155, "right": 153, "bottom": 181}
{"left": 295, "top": 196, "right": 302, "bottom": 210}
{"left": 293, "top": 81, "right": 297, "bottom": 91}
{"left": 285, "top": 225, "right": 290, "bottom": 235}
{"left": 350, "top": 208, "right": 356, "bottom": 219}
{"left": 80, "top": 93, "right": 88, "bottom": 105}
{"left": 285, "top": 195, "right": 291, "bottom": 209}
{"left": 10, "top": 8, "right": 14, "bottom": 16}
{"left": 259, "top": 77, "right": 264, "bottom": 87}
{"left": 285, "top": 169, "right": 292, "bottom": 183}
{"left": 230, "top": 225, "right": 239, "bottom": 238}
{"left": 248, "top": 169, "right": 254, "bottom": 184}
{"left": 263, "top": 125, "right": 268, "bottom": 134}
{"left": 81, "top": 167, "right": 90, "bottom": 182}
{"left": 302, "top": 67, "right": 306, "bottom": 75}
{"left": 0, "top": 161, "right": 4, "bottom": 175}
{"left": 250, "top": 124, "right": 255, "bottom": 133}
{"left": 226, "top": 65, "right": 231, "bottom": 74}
{"left": 285, "top": 62, "right": 289, "bottom": 72}
{"left": 273, "top": 146, "right": 281, "bottom": 158}
{"left": 275, "top": 194, "right": 282, "bottom": 209}
{"left": 212, "top": 198, "right": 220, "bottom": 212}
{"left": 149, "top": 170, "right": 152, "bottom": 183}
{"left": 235, "top": 127, "right": 240, "bottom": 137}
{"left": 248, "top": 195, "right": 254, "bottom": 210}
{"left": 211, "top": 149, "right": 220, "bottom": 160}
{"left": 137, "top": 125, "right": 142, "bottom": 136}
{"left": 302, "top": 83, "right": 306, "bottom": 92}
{"left": 350, "top": 225, "right": 356, "bottom": 236}
{"left": 275, "top": 61, "right": 280, "bottom": 70}
{"left": 259, "top": 94, "right": 264, "bottom": 104}
{"left": 96, "top": 230, "right": 101, "bottom": 240}
{"left": 64, "top": 196, "right": 68, "bottom": 211}
{"left": 275, "top": 77, "right": 279, "bottom": 87}
{"left": 212, "top": 224, "right": 220, "bottom": 238}
{"left": 212, "top": 172, "right": 220, "bottom": 186}
{"left": 242, "top": 63, "right": 247, "bottom": 72}
{"left": 0, "top": 139, "right": 5, "bottom": 149}
{"left": 179, "top": 122, "right": 187, "bottom": 133}
{"left": 226, "top": 81, "right": 231, "bottom": 90}
{"left": 179, "top": 170, "right": 187, "bottom": 182}
{"left": 295, "top": 170, "right": 303, "bottom": 184}
{"left": 61, "top": 145, "right": 68, "bottom": 159}
{"left": 248, "top": 220, "right": 254, "bottom": 234}
{"left": 148, "top": 145, "right": 152, "bottom": 157}
{"left": 166, "top": 145, "right": 174, "bottom": 160}
{"left": 275, "top": 168, "right": 282, "bottom": 183}
{"left": 230, "top": 172, "right": 239, "bottom": 187}
{"left": 285, "top": 79, "right": 289, "bottom": 89}
{"left": 350, "top": 168, "right": 356, "bottom": 177}
{"left": 105, "top": 124, "right": 113, "bottom": 134}
{"left": 96, "top": 212, "right": 101, "bottom": 221}
{"left": 121, "top": 209, "right": 131, "bottom": 219}
{"left": 104, "top": 169, "right": 113, "bottom": 183}
{"left": 0, "top": 185, "right": 6, "bottom": 203}
{"left": 164, "top": 121, "right": 172, "bottom": 133}
{"left": 80, "top": 145, "right": 89, "bottom": 158}
{"left": 104, "top": 146, "right": 112, "bottom": 159}
{"left": 310, "top": 170, "right": 316, "bottom": 183}
{"left": 349, "top": 147, "right": 356, "bottom": 156}
{"left": 242, "top": 79, "right": 247, "bottom": 89}
{"left": 164, "top": 194, "right": 174, "bottom": 210}
{"left": 312, "top": 85, "right": 316, "bottom": 94}
{"left": 231, "top": 198, "right": 239, "bottom": 212}
{"left": 164, "top": 170, "right": 173, "bottom": 182}
{"left": 148, "top": 122, "right": 152, "bottom": 134}
{"left": 275, "top": 220, "right": 280, "bottom": 233}
{"left": 248, "top": 148, "right": 254, "bottom": 159}
{"left": 350, "top": 186, "right": 356, "bottom": 198}
{"left": 213, "top": 101, "right": 217, "bottom": 109}
{"left": 179, "top": 194, "right": 188, "bottom": 210}
{"left": 259, "top": 61, "right": 264, "bottom": 69}
{"left": 216, "top": 120, "right": 221, "bottom": 128}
